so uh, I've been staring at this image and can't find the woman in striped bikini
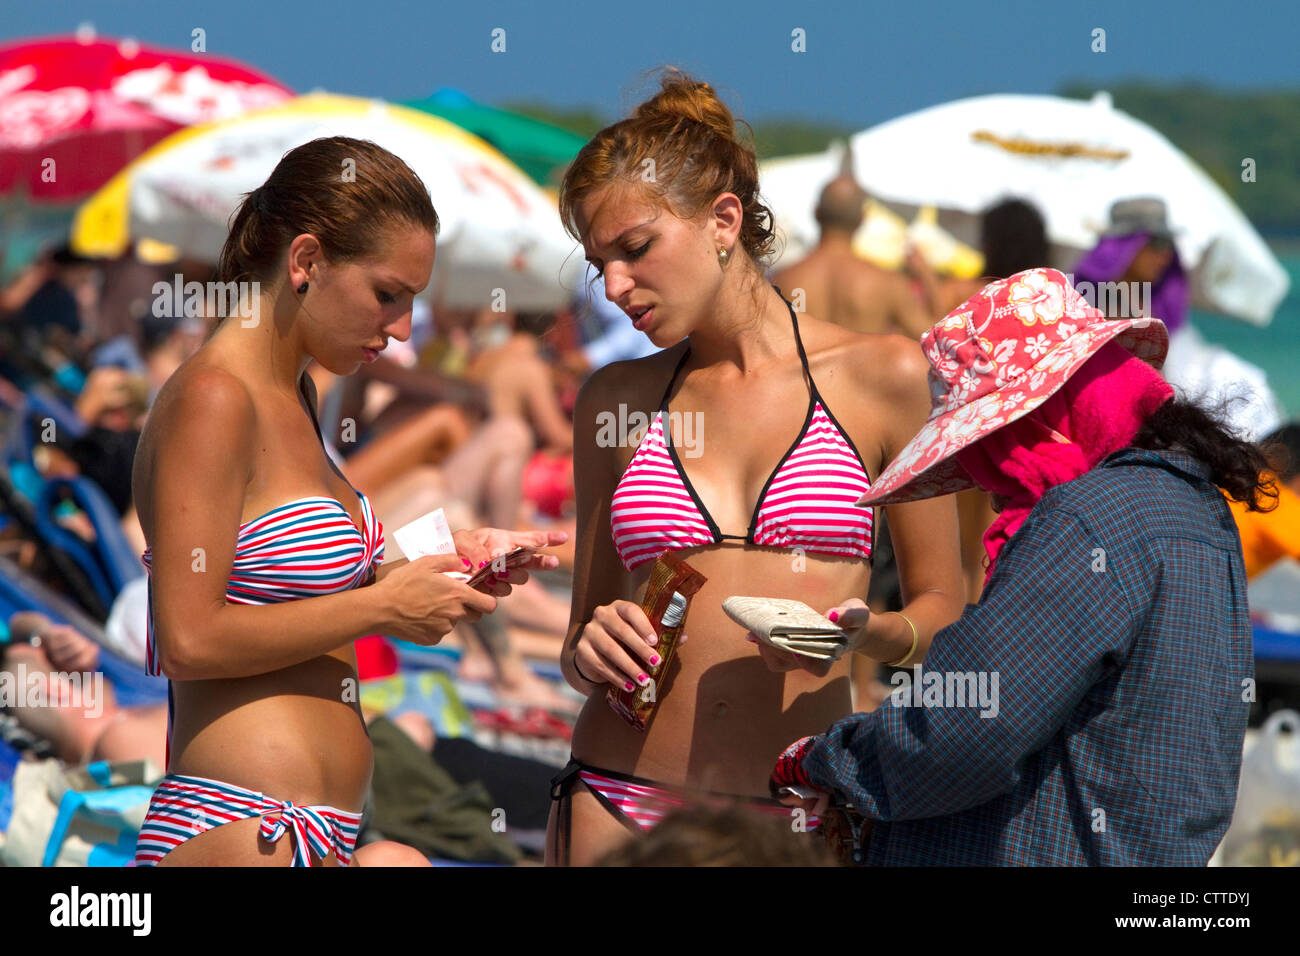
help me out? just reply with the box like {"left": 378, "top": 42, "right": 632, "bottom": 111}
{"left": 546, "top": 71, "right": 966, "bottom": 865}
{"left": 130, "top": 137, "right": 564, "bottom": 867}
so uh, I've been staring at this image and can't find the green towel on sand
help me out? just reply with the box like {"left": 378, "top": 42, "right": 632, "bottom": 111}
{"left": 366, "top": 716, "right": 521, "bottom": 864}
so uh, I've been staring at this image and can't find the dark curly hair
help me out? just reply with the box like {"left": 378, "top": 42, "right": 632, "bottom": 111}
{"left": 1132, "top": 398, "right": 1279, "bottom": 512}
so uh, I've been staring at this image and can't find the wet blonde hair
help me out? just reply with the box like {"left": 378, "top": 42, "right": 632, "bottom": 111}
{"left": 559, "top": 68, "right": 776, "bottom": 272}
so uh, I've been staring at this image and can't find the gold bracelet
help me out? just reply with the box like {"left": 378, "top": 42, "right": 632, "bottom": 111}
{"left": 883, "top": 611, "right": 919, "bottom": 667}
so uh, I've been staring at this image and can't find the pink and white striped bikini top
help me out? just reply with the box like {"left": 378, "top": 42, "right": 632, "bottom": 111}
{"left": 610, "top": 292, "right": 874, "bottom": 572}
{"left": 140, "top": 490, "right": 385, "bottom": 677}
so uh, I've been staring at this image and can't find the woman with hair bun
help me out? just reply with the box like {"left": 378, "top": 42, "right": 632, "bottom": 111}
{"left": 548, "top": 70, "right": 965, "bottom": 864}
{"left": 131, "top": 136, "right": 564, "bottom": 867}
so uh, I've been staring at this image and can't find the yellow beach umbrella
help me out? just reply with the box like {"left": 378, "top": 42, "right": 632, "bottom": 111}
{"left": 906, "top": 206, "right": 984, "bottom": 278}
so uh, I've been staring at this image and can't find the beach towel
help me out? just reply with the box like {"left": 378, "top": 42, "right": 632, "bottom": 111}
{"left": 360, "top": 669, "right": 475, "bottom": 739}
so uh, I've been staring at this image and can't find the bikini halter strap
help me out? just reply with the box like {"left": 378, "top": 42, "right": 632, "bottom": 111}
{"left": 658, "top": 285, "right": 809, "bottom": 410}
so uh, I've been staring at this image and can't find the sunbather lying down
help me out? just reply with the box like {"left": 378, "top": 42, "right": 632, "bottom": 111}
{"left": 3, "top": 611, "right": 167, "bottom": 768}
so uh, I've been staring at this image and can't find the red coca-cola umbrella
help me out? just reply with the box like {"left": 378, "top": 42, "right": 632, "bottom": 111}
{"left": 0, "top": 31, "right": 293, "bottom": 202}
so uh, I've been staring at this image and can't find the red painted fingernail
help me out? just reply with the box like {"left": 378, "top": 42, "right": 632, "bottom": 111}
{"left": 828, "top": 610, "right": 840, "bottom": 622}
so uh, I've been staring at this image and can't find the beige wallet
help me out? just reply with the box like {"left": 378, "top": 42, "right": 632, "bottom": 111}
{"left": 722, "top": 596, "right": 849, "bottom": 661}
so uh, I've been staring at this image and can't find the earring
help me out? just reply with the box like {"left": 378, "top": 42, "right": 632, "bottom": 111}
{"left": 297, "top": 281, "right": 308, "bottom": 294}
{"left": 718, "top": 247, "right": 730, "bottom": 267}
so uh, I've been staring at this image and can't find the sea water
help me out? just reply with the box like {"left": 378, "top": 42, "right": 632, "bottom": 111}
{"left": 1193, "top": 243, "right": 1300, "bottom": 420}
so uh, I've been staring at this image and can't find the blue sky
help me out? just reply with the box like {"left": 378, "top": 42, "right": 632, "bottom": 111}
{"left": 2, "top": 0, "right": 1297, "bottom": 127}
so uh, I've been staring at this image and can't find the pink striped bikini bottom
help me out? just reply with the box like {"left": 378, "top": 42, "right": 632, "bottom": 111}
{"left": 550, "top": 757, "right": 820, "bottom": 853}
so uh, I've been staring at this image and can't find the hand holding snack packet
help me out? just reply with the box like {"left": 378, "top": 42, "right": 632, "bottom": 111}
{"left": 569, "top": 552, "right": 704, "bottom": 730}
{"left": 572, "top": 599, "right": 660, "bottom": 688}
{"left": 605, "top": 552, "right": 705, "bottom": 731}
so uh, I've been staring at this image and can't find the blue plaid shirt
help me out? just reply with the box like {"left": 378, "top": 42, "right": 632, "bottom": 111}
{"left": 804, "top": 447, "right": 1253, "bottom": 865}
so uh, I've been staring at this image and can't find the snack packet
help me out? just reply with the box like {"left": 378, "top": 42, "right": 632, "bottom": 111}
{"left": 606, "top": 551, "right": 706, "bottom": 731}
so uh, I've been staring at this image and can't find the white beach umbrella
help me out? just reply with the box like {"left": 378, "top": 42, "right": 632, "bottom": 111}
{"left": 762, "top": 93, "right": 1288, "bottom": 325}
{"left": 856, "top": 92, "right": 1288, "bottom": 324}
{"left": 758, "top": 148, "right": 841, "bottom": 267}
{"left": 74, "top": 92, "right": 582, "bottom": 309}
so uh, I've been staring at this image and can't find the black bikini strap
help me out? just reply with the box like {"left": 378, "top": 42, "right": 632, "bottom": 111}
{"left": 772, "top": 284, "right": 814, "bottom": 386}
{"left": 659, "top": 346, "right": 692, "bottom": 411}
{"left": 298, "top": 375, "right": 327, "bottom": 447}
{"left": 665, "top": 285, "right": 810, "bottom": 408}
{"left": 550, "top": 758, "right": 582, "bottom": 867}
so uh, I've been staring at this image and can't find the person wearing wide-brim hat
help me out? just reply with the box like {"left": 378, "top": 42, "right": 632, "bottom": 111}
{"left": 1079, "top": 197, "right": 1283, "bottom": 445}
{"left": 764, "top": 267, "right": 1277, "bottom": 865}
{"left": 1075, "top": 195, "right": 1188, "bottom": 328}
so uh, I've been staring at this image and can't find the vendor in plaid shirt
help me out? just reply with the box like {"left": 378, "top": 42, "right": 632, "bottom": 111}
{"left": 764, "top": 268, "right": 1277, "bottom": 865}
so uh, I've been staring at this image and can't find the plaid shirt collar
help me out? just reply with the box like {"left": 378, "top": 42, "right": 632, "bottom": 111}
{"left": 1098, "top": 446, "right": 1212, "bottom": 486}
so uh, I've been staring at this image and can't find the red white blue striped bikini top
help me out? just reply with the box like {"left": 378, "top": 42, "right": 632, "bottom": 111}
{"left": 140, "top": 490, "right": 385, "bottom": 676}
{"left": 138, "top": 377, "right": 385, "bottom": 771}
{"left": 610, "top": 291, "right": 875, "bottom": 572}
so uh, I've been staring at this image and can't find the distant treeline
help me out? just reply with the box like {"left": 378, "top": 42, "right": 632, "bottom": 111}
{"left": 500, "top": 101, "right": 853, "bottom": 163}
{"left": 506, "top": 82, "right": 1300, "bottom": 236}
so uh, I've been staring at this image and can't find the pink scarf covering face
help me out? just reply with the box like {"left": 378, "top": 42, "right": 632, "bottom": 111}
{"left": 954, "top": 342, "right": 1174, "bottom": 584}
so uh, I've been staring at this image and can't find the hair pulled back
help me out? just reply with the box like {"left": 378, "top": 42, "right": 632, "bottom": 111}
{"left": 216, "top": 136, "right": 439, "bottom": 288}
{"left": 559, "top": 68, "right": 776, "bottom": 269}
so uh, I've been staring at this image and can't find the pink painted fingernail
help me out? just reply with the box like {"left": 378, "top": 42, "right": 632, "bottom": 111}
{"left": 637, "top": 673, "right": 647, "bottom": 683}
{"left": 625, "top": 681, "right": 634, "bottom": 691}
{"left": 462, "top": 557, "right": 472, "bottom": 569}
{"left": 746, "top": 635, "right": 757, "bottom": 643}
{"left": 478, "top": 560, "right": 487, "bottom": 568}
{"left": 828, "top": 610, "right": 840, "bottom": 623}
{"left": 649, "top": 655, "right": 660, "bottom": 666}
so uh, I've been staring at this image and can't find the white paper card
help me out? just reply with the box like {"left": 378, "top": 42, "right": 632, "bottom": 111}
{"left": 393, "top": 508, "right": 457, "bottom": 560}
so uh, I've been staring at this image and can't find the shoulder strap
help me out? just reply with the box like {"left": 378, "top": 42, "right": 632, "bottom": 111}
{"left": 659, "top": 346, "right": 692, "bottom": 411}
{"left": 298, "top": 375, "right": 327, "bottom": 447}
{"left": 665, "top": 287, "right": 811, "bottom": 408}
{"left": 778, "top": 286, "right": 815, "bottom": 385}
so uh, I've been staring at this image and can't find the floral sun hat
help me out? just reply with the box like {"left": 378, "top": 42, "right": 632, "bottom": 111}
{"left": 856, "top": 267, "right": 1169, "bottom": 507}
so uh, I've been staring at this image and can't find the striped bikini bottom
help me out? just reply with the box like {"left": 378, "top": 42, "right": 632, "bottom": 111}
{"left": 134, "top": 773, "right": 364, "bottom": 867}
{"left": 549, "top": 757, "right": 820, "bottom": 863}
